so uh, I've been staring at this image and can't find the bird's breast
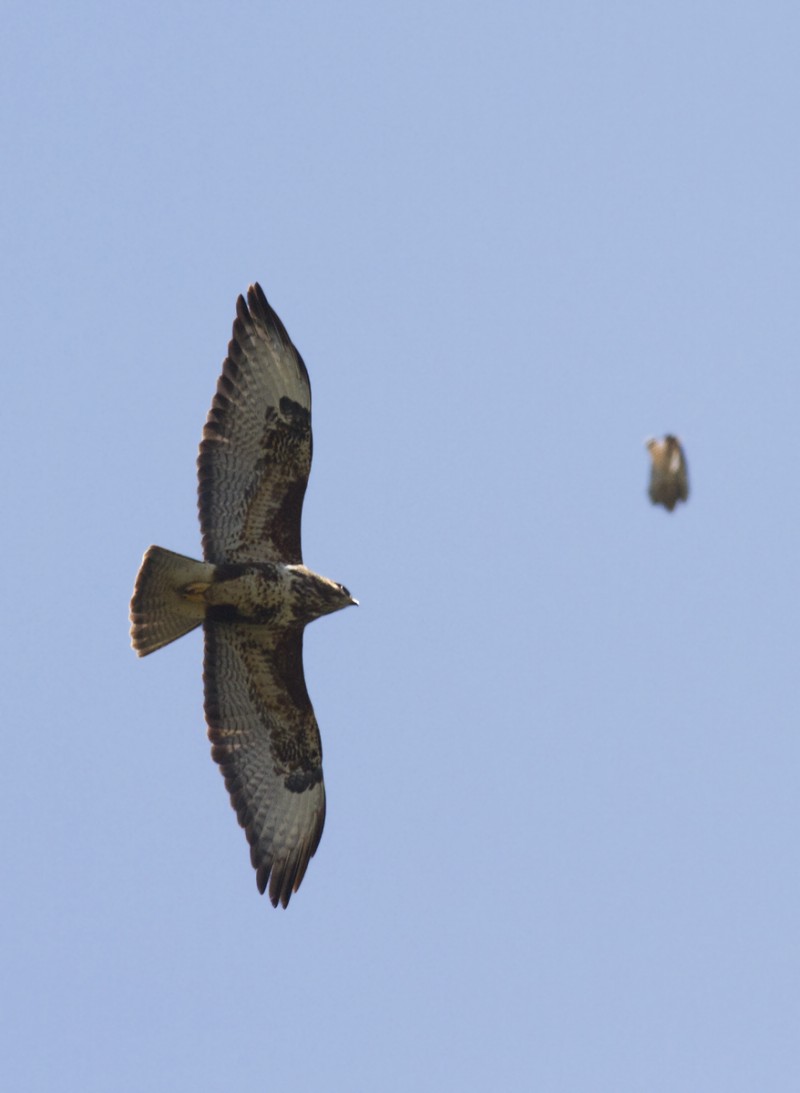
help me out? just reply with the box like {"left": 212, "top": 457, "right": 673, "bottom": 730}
{"left": 204, "top": 563, "right": 293, "bottom": 626}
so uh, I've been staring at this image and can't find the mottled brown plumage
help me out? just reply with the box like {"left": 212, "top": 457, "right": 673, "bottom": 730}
{"left": 131, "top": 285, "right": 356, "bottom": 907}
{"left": 198, "top": 285, "right": 312, "bottom": 565}
{"left": 646, "top": 435, "right": 689, "bottom": 512}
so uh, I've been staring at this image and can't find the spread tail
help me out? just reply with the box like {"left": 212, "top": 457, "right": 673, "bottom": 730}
{"left": 130, "top": 547, "right": 215, "bottom": 656}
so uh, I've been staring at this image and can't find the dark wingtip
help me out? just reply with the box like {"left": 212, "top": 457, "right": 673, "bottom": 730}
{"left": 244, "top": 282, "right": 297, "bottom": 356}
{"left": 248, "top": 282, "right": 269, "bottom": 312}
{"left": 255, "top": 859, "right": 294, "bottom": 909}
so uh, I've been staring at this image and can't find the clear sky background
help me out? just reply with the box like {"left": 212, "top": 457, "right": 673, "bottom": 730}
{"left": 3, "top": 2, "right": 800, "bottom": 1090}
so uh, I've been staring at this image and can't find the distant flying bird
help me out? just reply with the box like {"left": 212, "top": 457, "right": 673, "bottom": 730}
{"left": 130, "top": 284, "right": 357, "bottom": 907}
{"left": 646, "top": 435, "right": 689, "bottom": 512}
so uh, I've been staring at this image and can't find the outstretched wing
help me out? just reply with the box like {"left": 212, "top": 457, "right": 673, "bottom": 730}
{"left": 198, "top": 284, "right": 312, "bottom": 565}
{"left": 204, "top": 622, "right": 326, "bottom": 908}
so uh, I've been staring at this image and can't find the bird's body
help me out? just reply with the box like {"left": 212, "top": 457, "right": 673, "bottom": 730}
{"left": 646, "top": 435, "right": 689, "bottom": 512}
{"left": 130, "top": 284, "right": 355, "bottom": 907}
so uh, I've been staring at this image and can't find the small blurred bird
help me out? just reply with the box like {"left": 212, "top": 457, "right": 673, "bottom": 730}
{"left": 646, "top": 435, "right": 689, "bottom": 512}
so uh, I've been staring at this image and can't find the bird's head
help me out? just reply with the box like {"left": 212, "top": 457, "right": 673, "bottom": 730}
{"left": 286, "top": 565, "right": 358, "bottom": 622}
{"left": 329, "top": 580, "right": 359, "bottom": 612}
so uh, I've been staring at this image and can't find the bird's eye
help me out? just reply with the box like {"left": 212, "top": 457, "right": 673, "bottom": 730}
{"left": 340, "top": 585, "right": 351, "bottom": 598}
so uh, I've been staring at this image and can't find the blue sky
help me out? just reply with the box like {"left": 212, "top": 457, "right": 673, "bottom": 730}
{"left": 4, "top": 2, "right": 800, "bottom": 1089}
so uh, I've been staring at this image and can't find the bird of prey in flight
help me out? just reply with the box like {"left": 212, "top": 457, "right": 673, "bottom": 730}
{"left": 130, "top": 284, "right": 357, "bottom": 907}
{"left": 646, "top": 435, "right": 689, "bottom": 512}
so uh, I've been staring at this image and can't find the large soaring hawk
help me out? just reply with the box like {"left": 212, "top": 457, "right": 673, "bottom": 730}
{"left": 130, "top": 284, "right": 356, "bottom": 907}
{"left": 646, "top": 435, "right": 689, "bottom": 512}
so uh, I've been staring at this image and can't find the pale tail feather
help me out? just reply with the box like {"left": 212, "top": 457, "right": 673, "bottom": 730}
{"left": 130, "top": 546, "right": 215, "bottom": 656}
